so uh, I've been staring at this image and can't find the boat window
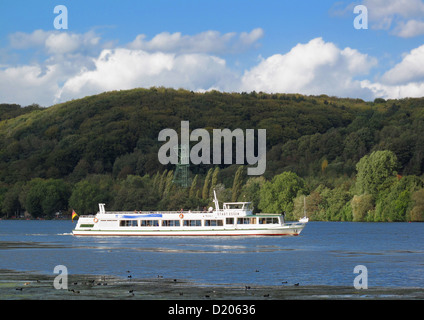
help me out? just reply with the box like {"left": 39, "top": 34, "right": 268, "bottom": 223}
{"left": 204, "top": 220, "right": 223, "bottom": 227}
{"left": 237, "top": 218, "right": 256, "bottom": 224}
{"left": 162, "top": 220, "right": 180, "bottom": 227}
{"left": 183, "top": 220, "right": 201, "bottom": 227}
{"left": 225, "top": 218, "right": 234, "bottom": 225}
{"left": 259, "top": 217, "right": 279, "bottom": 224}
{"left": 120, "top": 220, "right": 138, "bottom": 227}
{"left": 80, "top": 224, "right": 94, "bottom": 228}
{"left": 140, "top": 220, "right": 159, "bottom": 227}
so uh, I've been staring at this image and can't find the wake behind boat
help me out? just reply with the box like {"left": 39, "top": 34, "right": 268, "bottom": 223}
{"left": 72, "top": 191, "right": 308, "bottom": 236}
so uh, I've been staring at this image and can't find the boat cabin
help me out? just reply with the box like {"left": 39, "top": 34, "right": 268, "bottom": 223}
{"left": 222, "top": 202, "right": 252, "bottom": 213}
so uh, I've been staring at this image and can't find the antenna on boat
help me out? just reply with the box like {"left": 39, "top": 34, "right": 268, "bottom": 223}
{"left": 99, "top": 203, "right": 105, "bottom": 214}
{"left": 213, "top": 189, "right": 219, "bottom": 211}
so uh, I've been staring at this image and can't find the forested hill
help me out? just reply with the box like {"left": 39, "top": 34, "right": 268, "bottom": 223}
{"left": 1, "top": 88, "right": 424, "bottom": 222}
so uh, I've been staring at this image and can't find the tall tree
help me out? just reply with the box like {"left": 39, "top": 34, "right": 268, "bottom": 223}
{"left": 189, "top": 174, "right": 199, "bottom": 198}
{"left": 21, "top": 178, "right": 70, "bottom": 218}
{"left": 69, "top": 180, "right": 105, "bottom": 215}
{"left": 231, "top": 166, "right": 244, "bottom": 201}
{"left": 355, "top": 150, "right": 399, "bottom": 197}
{"left": 210, "top": 167, "right": 220, "bottom": 196}
{"left": 258, "top": 171, "right": 306, "bottom": 214}
{"left": 202, "top": 168, "right": 213, "bottom": 200}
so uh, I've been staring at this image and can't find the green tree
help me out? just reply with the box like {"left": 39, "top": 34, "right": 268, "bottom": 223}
{"left": 409, "top": 189, "right": 424, "bottom": 222}
{"left": 163, "top": 170, "right": 174, "bottom": 197}
{"left": 258, "top": 171, "right": 306, "bottom": 214}
{"left": 238, "top": 176, "right": 266, "bottom": 213}
{"left": 355, "top": 150, "right": 399, "bottom": 197}
{"left": 21, "top": 178, "right": 70, "bottom": 218}
{"left": 69, "top": 180, "right": 105, "bottom": 215}
{"left": 189, "top": 174, "right": 199, "bottom": 198}
{"left": 351, "top": 194, "right": 374, "bottom": 221}
{"left": 319, "top": 186, "right": 351, "bottom": 221}
{"left": 210, "top": 167, "right": 220, "bottom": 196}
{"left": 2, "top": 182, "right": 24, "bottom": 218}
{"left": 202, "top": 168, "right": 213, "bottom": 200}
{"left": 112, "top": 175, "right": 159, "bottom": 211}
{"left": 374, "top": 175, "right": 423, "bottom": 222}
{"left": 41, "top": 179, "right": 71, "bottom": 218}
{"left": 158, "top": 170, "right": 168, "bottom": 196}
{"left": 292, "top": 191, "right": 324, "bottom": 221}
{"left": 231, "top": 166, "right": 244, "bottom": 202}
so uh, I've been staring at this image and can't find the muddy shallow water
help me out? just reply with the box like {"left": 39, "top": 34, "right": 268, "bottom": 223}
{"left": 1, "top": 269, "right": 423, "bottom": 300}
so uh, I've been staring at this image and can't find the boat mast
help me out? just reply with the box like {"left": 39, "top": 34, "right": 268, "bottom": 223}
{"left": 213, "top": 189, "right": 220, "bottom": 211}
{"left": 99, "top": 203, "right": 105, "bottom": 214}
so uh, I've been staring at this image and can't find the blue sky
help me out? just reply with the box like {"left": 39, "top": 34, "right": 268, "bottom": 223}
{"left": 1, "top": 0, "right": 424, "bottom": 106}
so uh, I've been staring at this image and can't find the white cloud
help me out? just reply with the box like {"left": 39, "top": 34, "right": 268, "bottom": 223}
{"left": 2, "top": 29, "right": 254, "bottom": 105}
{"left": 56, "top": 48, "right": 237, "bottom": 103}
{"left": 364, "top": 0, "right": 424, "bottom": 21}
{"left": 240, "top": 37, "right": 377, "bottom": 99}
{"left": 0, "top": 64, "right": 61, "bottom": 106}
{"left": 45, "top": 32, "right": 101, "bottom": 55}
{"left": 380, "top": 44, "right": 424, "bottom": 84}
{"left": 239, "top": 28, "right": 265, "bottom": 47}
{"left": 361, "top": 43, "right": 424, "bottom": 98}
{"left": 361, "top": 80, "right": 424, "bottom": 99}
{"left": 45, "top": 33, "right": 81, "bottom": 55}
{"left": 392, "top": 19, "right": 424, "bottom": 37}
{"left": 2, "top": 27, "right": 424, "bottom": 106}
{"left": 353, "top": 0, "right": 424, "bottom": 37}
{"left": 8, "top": 30, "right": 51, "bottom": 49}
{"left": 9, "top": 29, "right": 102, "bottom": 56}
{"left": 128, "top": 28, "right": 264, "bottom": 54}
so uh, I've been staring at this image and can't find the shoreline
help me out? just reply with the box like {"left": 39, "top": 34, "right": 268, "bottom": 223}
{"left": 1, "top": 269, "right": 423, "bottom": 300}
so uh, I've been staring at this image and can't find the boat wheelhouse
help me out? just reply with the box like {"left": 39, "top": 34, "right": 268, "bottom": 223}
{"left": 72, "top": 191, "right": 308, "bottom": 236}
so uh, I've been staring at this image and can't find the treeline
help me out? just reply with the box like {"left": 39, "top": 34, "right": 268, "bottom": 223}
{"left": 2, "top": 150, "right": 423, "bottom": 222}
{"left": 0, "top": 88, "right": 423, "bottom": 221}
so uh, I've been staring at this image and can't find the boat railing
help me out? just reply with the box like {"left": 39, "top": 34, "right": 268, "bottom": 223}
{"left": 79, "top": 210, "right": 283, "bottom": 218}
{"left": 85, "top": 210, "right": 214, "bottom": 216}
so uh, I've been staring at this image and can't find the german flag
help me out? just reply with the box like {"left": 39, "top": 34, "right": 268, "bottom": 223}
{"left": 71, "top": 210, "right": 78, "bottom": 222}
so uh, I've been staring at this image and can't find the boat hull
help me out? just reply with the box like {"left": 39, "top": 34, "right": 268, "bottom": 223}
{"left": 72, "top": 224, "right": 306, "bottom": 237}
{"left": 72, "top": 200, "right": 308, "bottom": 237}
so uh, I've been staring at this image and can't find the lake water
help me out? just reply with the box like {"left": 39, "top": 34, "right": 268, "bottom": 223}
{"left": 0, "top": 221, "right": 423, "bottom": 288}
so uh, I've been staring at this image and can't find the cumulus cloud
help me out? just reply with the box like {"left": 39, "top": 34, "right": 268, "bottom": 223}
{"left": 361, "top": 43, "right": 424, "bottom": 99}
{"left": 9, "top": 29, "right": 102, "bottom": 55}
{"left": 0, "top": 64, "right": 61, "bottom": 106}
{"left": 361, "top": 80, "right": 424, "bottom": 99}
{"left": 9, "top": 30, "right": 51, "bottom": 49}
{"left": 392, "top": 19, "right": 424, "bottom": 38}
{"left": 128, "top": 28, "right": 264, "bottom": 54}
{"left": 349, "top": 0, "right": 424, "bottom": 37}
{"left": 44, "top": 32, "right": 100, "bottom": 55}
{"left": 56, "top": 49, "right": 238, "bottom": 102}
{"left": 240, "top": 37, "right": 377, "bottom": 99}
{"left": 1, "top": 28, "right": 262, "bottom": 105}
{"left": 380, "top": 44, "right": 424, "bottom": 84}
{"left": 1, "top": 27, "right": 424, "bottom": 106}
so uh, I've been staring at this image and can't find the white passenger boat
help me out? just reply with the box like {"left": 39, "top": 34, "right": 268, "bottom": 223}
{"left": 72, "top": 191, "right": 308, "bottom": 236}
